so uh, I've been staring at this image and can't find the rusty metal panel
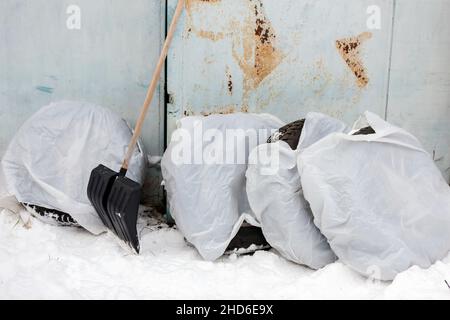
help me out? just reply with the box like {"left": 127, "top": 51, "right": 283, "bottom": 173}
{"left": 167, "top": 0, "right": 395, "bottom": 135}
{"left": 386, "top": 0, "right": 450, "bottom": 182}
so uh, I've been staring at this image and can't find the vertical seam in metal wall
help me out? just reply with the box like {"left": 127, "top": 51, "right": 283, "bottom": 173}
{"left": 162, "top": 0, "right": 169, "bottom": 217}
{"left": 384, "top": 0, "right": 397, "bottom": 120}
{"left": 181, "top": 1, "right": 185, "bottom": 123}
{"left": 163, "top": 0, "right": 169, "bottom": 151}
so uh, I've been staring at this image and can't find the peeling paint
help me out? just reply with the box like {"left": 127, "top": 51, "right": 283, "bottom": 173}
{"left": 185, "top": 0, "right": 283, "bottom": 101}
{"left": 200, "top": 105, "right": 237, "bottom": 116}
{"left": 232, "top": 0, "right": 283, "bottom": 98}
{"left": 309, "top": 58, "right": 333, "bottom": 97}
{"left": 183, "top": 104, "right": 249, "bottom": 117}
{"left": 35, "top": 86, "right": 54, "bottom": 94}
{"left": 336, "top": 32, "right": 372, "bottom": 88}
{"left": 183, "top": 108, "right": 195, "bottom": 116}
{"left": 185, "top": 0, "right": 227, "bottom": 41}
{"left": 226, "top": 66, "right": 233, "bottom": 95}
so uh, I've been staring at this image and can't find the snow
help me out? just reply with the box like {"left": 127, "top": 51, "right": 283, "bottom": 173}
{"left": 0, "top": 172, "right": 449, "bottom": 299}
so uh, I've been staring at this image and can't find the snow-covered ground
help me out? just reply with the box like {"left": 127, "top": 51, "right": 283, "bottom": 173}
{"left": 0, "top": 173, "right": 449, "bottom": 300}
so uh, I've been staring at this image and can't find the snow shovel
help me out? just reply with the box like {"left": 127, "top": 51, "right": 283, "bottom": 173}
{"left": 87, "top": 0, "right": 185, "bottom": 253}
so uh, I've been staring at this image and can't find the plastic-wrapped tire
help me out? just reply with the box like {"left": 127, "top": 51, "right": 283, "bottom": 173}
{"left": 246, "top": 113, "right": 348, "bottom": 269}
{"left": 2, "top": 101, "right": 146, "bottom": 234}
{"left": 298, "top": 112, "right": 450, "bottom": 280}
{"left": 162, "top": 113, "right": 284, "bottom": 261}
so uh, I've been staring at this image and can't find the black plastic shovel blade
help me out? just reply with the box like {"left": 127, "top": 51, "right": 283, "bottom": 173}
{"left": 87, "top": 164, "right": 141, "bottom": 253}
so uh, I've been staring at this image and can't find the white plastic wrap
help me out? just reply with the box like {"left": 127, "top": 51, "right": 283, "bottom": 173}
{"left": 0, "top": 165, "right": 7, "bottom": 198}
{"left": 1, "top": 101, "right": 146, "bottom": 234}
{"left": 298, "top": 111, "right": 450, "bottom": 280}
{"left": 161, "top": 113, "right": 284, "bottom": 261}
{"left": 246, "top": 113, "right": 347, "bottom": 269}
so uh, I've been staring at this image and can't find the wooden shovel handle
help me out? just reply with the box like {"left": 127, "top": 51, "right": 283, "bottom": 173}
{"left": 122, "top": 0, "right": 185, "bottom": 171}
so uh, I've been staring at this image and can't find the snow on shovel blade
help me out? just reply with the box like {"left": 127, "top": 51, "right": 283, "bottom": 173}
{"left": 87, "top": 164, "right": 141, "bottom": 253}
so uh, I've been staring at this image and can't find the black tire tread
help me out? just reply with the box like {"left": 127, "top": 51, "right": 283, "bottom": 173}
{"left": 267, "top": 119, "right": 306, "bottom": 150}
{"left": 23, "top": 203, "right": 79, "bottom": 227}
{"left": 353, "top": 126, "right": 376, "bottom": 136}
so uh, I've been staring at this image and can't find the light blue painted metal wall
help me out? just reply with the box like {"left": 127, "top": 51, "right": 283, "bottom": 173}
{"left": 167, "top": 0, "right": 450, "bottom": 182}
{"left": 0, "top": 0, "right": 165, "bottom": 158}
{"left": 386, "top": 0, "right": 450, "bottom": 183}
{"left": 1, "top": 1, "right": 449, "bottom": 185}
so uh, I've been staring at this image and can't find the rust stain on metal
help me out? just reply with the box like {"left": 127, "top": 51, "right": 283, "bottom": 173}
{"left": 183, "top": 104, "right": 249, "bottom": 117}
{"left": 203, "top": 105, "right": 249, "bottom": 116}
{"left": 183, "top": 109, "right": 195, "bottom": 116}
{"left": 185, "top": 0, "right": 283, "bottom": 102}
{"left": 232, "top": 0, "right": 283, "bottom": 96}
{"left": 192, "top": 29, "right": 226, "bottom": 42}
{"left": 185, "top": 0, "right": 226, "bottom": 41}
{"left": 336, "top": 32, "right": 372, "bottom": 88}
{"left": 200, "top": 105, "right": 237, "bottom": 116}
{"left": 226, "top": 66, "right": 233, "bottom": 95}
{"left": 310, "top": 58, "right": 333, "bottom": 97}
